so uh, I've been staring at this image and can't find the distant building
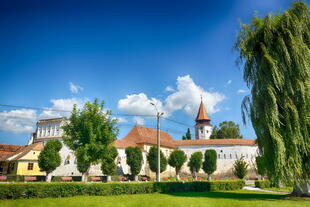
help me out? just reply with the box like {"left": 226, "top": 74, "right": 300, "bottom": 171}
{"left": 1, "top": 101, "right": 259, "bottom": 178}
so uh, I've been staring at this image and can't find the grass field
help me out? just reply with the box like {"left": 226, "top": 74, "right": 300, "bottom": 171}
{"left": 0, "top": 190, "right": 309, "bottom": 207}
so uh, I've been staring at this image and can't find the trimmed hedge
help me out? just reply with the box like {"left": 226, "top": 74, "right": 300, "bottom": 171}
{"left": 255, "top": 180, "right": 271, "bottom": 188}
{"left": 0, "top": 180, "right": 245, "bottom": 200}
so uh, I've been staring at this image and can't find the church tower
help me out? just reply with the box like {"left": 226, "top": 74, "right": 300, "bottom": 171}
{"left": 195, "top": 100, "right": 212, "bottom": 139}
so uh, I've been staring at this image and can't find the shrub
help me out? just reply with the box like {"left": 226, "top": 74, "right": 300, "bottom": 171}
{"left": 0, "top": 180, "right": 245, "bottom": 200}
{"left": 255, "top": 180, "right": 271, "bottom": 188}
{"left": 233, "top": 156, "right": 248, "bottom": 179}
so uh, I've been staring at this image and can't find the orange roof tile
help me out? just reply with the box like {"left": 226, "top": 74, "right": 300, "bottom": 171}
{"left": 175, "top": 139, "right": 256, "bottom": 146}
{"left": 118, "top": 126, "right": 176, "bottom": 148}
{"left": 0, "top": 144, "right": 24, "bottom": 160}
{"left": 195, "top": 101, "right": 210, "bottom": 121}
{"left": 5, "top": 142, "right": 44, "bottom": 161}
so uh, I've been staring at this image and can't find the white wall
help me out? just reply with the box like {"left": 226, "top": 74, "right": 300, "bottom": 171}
{"left": 178, "top": 145, "right": 259, "bottom": 174}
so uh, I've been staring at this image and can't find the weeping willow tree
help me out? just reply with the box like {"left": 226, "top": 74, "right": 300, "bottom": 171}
{"left": 235, "top": 1, "right": 310, "bottom": 196}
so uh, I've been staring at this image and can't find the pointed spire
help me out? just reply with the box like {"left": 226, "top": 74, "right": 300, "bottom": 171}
{"left": 195, "top": 100, "right": 210, "bottom": 122}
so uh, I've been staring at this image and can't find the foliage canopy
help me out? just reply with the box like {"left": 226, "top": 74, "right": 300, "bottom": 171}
{"left": 235, "top": 1, "right": 310, "bottom": 185}
{"left": 125, "top": 146, "right": 143, "bottom": 176}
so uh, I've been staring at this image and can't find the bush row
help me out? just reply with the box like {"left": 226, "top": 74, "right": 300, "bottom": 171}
{"left": 255, "top": 180, "right": 271, "bottom": 188}
{"left": 0, "top": 180, "right": 245, "bottom": 200}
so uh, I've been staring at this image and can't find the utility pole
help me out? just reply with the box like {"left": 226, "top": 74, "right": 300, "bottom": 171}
{"left": 150, "top": 102, "right": 164, "bottom": 182}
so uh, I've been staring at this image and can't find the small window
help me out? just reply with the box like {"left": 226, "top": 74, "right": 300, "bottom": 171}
{"left": 27, "top": 163, "right": 34, "bottom": 170}
{"left": 65, "top": 155, "right": 70, "bottom": 165}
{"left": 218, "top": 154, "right": 220, "bottom": 159}
{"left": 230, "top": 154, "right": 232, "bottom": 159}
{"left": 224, "top": 154, "right": 226, "bottom": 159}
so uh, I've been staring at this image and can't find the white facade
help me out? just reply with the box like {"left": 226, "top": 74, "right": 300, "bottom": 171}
{"left": 195, "top": 125, "right": 212, "bottom": 140}
{"left": 30, "top": 116, "right": 258, "bottom": 178}
{"left": 178, "top": 144, "right": 258, "bottom": 174}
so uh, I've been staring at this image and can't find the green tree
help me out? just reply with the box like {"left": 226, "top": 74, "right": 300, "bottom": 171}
{"left": 63, "top": 99, "right": 119, "bottom": 182}
{"left": 202, "top": 150, "right": 217, "bottom": 180}
{"left": 188, "top": 152, "right": 202, "bottom": 180}
{"left": 147, "top": 147, "right": 167, "bottom": 178}
{"left": 182, "top": 128, "right": 192, "bottom": 140}
{"left": 210, "top": 121, "right": 243, "bottom": 139}
{"left": 235, "top": 1, "right": 310, "bottom": 196}
{"left": 38, "top": 139, "right": 62, "bottom": 182}
{"left": 101, "top": 146, "right": 118, "bottom": 182}
{"left": 255, "top": 156, "right": 266, "bottom": 180}
{"left": 168, "top": 150, "right": 187, "bottom": 180}
{"left": 125, "top": 146, "right": 143, "bottom": 181}
{"left": 233, "top": 156, "right": 248, "bottom": 179}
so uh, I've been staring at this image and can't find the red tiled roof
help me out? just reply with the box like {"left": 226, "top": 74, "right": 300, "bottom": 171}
{"left": 195, "top": 101, "right": 210, "bottom": 121}
{"left": 5, "top": 142, "right": 44, "bottom": 161}
{"left": 0, "top": 144, "right": 24, "bottom": 160}
{"left": 175, "top": 139, "right": 256, "bottom": 146}
{"left": 116, "top": 126, "right": 176, "bottom": 149}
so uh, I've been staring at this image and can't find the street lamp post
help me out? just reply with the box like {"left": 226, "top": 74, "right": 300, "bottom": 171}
{"left": 150, "top": 102, "right": 164, "bottom": 182}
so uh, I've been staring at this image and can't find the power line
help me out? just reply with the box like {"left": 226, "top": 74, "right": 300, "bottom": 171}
{"left": 0, "top": 103, "right": 194, "bottom": 130}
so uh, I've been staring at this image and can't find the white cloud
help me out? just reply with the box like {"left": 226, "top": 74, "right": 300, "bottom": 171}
{"left": 165, "top": 86, "right": 175, "bottom": 92}
{"left": 133, "top": 116, "right": 144, "bottom": 125}
{"left": 224, "top": 80, "right": 232, "bottom": 87}
{"left": 69, "top": 82, "right": 83, "bottom": 94}
{"left": 237, "top": 89, "right": 247, "bottom": 94}
{"left": 39, "top": 98, "right": 88, "bottom": 119}
{"left": 0, "top": 109, "right": 37, "bottom": 134}
{"left": 118, "top": 93, "right": 164, "bottom": 116}
{"left": 164, "top": 75, "right": 225, "bottom": 116}
{"left": 117, "top": 75, "right": 225, "bottom": 118}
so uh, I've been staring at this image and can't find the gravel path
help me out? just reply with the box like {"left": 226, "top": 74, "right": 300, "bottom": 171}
{"left": 242, "top": 186, "right": 289, "bottom": 194}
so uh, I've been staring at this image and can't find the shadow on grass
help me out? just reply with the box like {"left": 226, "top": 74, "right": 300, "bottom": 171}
{"left": 165, "top": 191, "right": 288, "bottom": 201}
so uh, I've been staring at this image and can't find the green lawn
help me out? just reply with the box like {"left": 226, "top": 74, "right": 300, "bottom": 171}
{"left": 0, "top": 190, "right": 309, "bottom": 207}
{"left": 263, "top": 187, "right": 294, "bottom": 193}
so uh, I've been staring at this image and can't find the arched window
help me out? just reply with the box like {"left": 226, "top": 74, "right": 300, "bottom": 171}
{"left": 64, "top": 155, "right": 70, "bottom": 165}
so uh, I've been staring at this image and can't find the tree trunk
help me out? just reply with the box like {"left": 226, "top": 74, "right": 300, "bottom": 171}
{"left": 45, "top": 172, "right": 52, "bottom": 182}
{"left": 292, "top": 181, "right": 310, "bottom": 197}
{"left": 82, "top": 167, "right": 90, "bottom": 183}
{"left": 106, "top": 175, "right": 111, "bottom": 182}
{"left": 208, "top": 174, "right": 211, "bottom": 181}
{"left": 176, "top": 168, "right": 180, "bottom": 181}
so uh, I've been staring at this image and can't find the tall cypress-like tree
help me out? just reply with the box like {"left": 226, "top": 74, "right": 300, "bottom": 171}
{"left": 63, "top": 99, "right": 119, "bottom": 182}
{"left": 147, "top": 147, "right": 167, "bottom": 178}
{"left": 202, "top": 149, "right": 217, "bottom": 180}
{"left": 188, "top": 152, "right": 202, "bottom": 180}
{"left": 235, "top": 1, "right": 310, "bottom": 196}
{"left": 125, "top": 146, "right": 143, "bottom": 181}
{"left": 168, "top": 150, "right": 187, "bottom": 180}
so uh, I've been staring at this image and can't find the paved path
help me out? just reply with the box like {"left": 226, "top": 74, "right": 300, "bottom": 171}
{"left": 243, "top": 186, "right": 288, "bottom": 194}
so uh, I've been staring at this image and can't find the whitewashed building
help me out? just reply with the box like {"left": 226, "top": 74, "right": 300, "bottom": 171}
{"left": 27, "top": 101, "right": 258, "bottom": 178}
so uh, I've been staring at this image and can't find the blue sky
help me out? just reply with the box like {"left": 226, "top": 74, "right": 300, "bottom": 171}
{"left": 0, "top": 0, "right": 305, "bottom": 145}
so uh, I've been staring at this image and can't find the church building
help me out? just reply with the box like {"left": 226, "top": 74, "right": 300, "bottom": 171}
{"left": 1, "top": 101, "right": 259, "bottom": 178}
